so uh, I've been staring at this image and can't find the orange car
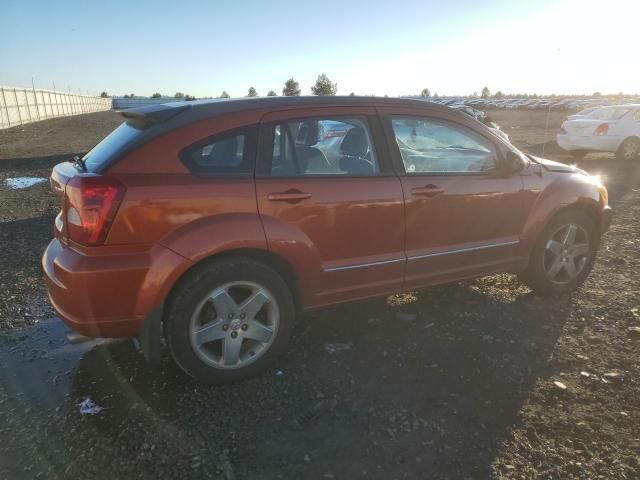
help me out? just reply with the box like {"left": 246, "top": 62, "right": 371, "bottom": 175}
{"left": 42, "top": 97, "right": 611, "bottom": 382}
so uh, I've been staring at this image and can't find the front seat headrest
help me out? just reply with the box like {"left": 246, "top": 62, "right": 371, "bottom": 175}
{"left": 340, "top": 126, "right": 368, "bottom": 157}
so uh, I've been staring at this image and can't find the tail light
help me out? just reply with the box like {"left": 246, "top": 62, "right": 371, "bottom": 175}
{"left": 64, "top": 175, "right": 125, "bottom": 245}
{"left": 594, "top": 123, "right": 609, "bottom": 136}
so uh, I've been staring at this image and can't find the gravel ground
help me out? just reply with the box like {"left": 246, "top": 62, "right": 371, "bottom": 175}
{"left": 0, "top": 110, "right": 639, "bottom": 479}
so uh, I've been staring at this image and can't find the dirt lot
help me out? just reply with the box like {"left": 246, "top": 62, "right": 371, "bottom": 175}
{"left": 1, "top": 110, "right": 639, "bottom": 480}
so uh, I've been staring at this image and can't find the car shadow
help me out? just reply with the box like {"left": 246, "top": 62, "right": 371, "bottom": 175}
{"left": 18, "top": 279, "right": 572, "bottom": 479}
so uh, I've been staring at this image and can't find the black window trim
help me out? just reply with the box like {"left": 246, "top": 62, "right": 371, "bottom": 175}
{"left": 256, "top": 114, "right": 396, "bottom": 178}
{"left": 381, "top": 113, "right": 506, "bottom": 177}
{"left": 179, "top": 124, "right": 259, "bottom": 177}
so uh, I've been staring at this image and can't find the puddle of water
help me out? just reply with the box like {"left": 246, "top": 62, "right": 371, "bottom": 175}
{"left": 0, "top": 318, "right": 183, "bottom": 416}
{"left": 0, "top": 319, "right": 108, "bottom": 411}
{"left": 5, "top": 177, "right": 47, "bottom": 189}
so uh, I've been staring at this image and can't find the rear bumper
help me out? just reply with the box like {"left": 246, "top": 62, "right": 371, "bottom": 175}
{"left": 557, "top": 134, "right": 622, "bottom": 153}
{"left": 42, "top": 239, "right": 186, "bottom": 338}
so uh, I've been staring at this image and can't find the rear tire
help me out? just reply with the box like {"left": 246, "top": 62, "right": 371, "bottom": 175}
{"left": 165, "top": 257, "right": 295, "bottom": 383}
{"left": 616, "top": 137, "right": 640, "bottom": 161}
{"left": 519, "top": 210, "right": 598, "bottom": 295}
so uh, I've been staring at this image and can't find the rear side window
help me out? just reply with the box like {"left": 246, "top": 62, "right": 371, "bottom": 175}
{"left": 83, "top": 123, "right": 144, "bottom": 172}
{"left": 266, "top": 117, "right": 379, "bottom": 176}
{"left": 180, "top": 126, "right": 256, "bottom": 175}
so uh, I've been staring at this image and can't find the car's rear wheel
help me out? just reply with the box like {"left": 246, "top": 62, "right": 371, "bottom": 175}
{"left": 165, "top": 257, "right": 295, "bottom": 383}
{"left": 519, "top": 210, "right": 598, "bottom": 295}
{"left": 616, "top": 137, "right": 640, "bottom": 161}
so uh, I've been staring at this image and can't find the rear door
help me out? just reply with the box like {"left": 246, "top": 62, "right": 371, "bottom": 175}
{"left": 255, "top": 107, "right": 405, "bottom": 308}
{"left": 379, "top": 106, "right": 526, "bottom": 288}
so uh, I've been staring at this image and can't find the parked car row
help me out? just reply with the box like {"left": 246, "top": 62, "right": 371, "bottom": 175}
{"left": 420, "top": 97, "right": 639, "bottom": 112}
{"left": 448, "top": 105, "right": 509, "bottom": 141}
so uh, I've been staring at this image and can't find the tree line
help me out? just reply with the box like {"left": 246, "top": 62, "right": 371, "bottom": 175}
{"left": 101, "top": 81, "right": 625, "bottom": 100}
{"left": 102, "top": 74, "right": 339, "bottom": 100}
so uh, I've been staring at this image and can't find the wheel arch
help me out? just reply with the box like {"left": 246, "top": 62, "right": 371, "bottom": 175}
{"left": 164, "top": 247, "right": 303, "bottom": 314}
{"left": 521, "top": 198, "right": 602, "bottom": 266}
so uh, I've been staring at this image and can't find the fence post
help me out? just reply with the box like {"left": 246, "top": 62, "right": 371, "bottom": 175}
{"left": 0, "top": 88, "right": 9, "bottom": 128}
{"left": 13, "top": 89, "right": 22, "bottom": 125}
{"left": 31, "top": 85, "right": 40, "bottom": 121}
{"left": 47, "top": 90, "right": 53, "bottom": 118}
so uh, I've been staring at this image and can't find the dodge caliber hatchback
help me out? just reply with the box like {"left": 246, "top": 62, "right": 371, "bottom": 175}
{"left": 43, "top": 97, "right": 612, "bottom": 382}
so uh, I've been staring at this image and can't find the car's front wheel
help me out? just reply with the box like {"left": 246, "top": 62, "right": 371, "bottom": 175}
{"left": 519, "top": 210, "right": 598, "bottom": 295}
{"left": 165, "top": 257, "right": 295, "bottom": 383}
{"left": 616, "top": 137, "right": 640, "bottom": 161}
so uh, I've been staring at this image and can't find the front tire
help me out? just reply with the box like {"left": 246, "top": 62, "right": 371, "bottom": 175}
{"left": 165, "top": 257, "right": 295, "bottom": 383}
{"left": 616, "top": 137, "right": 640, "bottom": 162}
{"left": 519, "top": 210, "right": 598, "bottom": 295}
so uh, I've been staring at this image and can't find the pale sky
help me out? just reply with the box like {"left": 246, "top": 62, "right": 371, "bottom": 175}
{"left": 0, "top": 0, "right": 638, "bottom": 97}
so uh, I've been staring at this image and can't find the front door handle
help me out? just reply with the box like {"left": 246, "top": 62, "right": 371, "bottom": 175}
{"left": 411, "top": 184, "right": 444, "bottom": 197}
{"left": 267, "top": 189, "right": 312, "bottom": 203}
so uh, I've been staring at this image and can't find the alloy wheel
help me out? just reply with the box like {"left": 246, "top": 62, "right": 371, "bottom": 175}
{"left": 543, "top": 223, "right": 590, "bottom": 284}
{"left": 189, "top": 281, "right": 280, "bottom": 369}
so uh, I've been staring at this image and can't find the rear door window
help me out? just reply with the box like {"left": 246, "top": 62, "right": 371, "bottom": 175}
{"left": 267, "top": 117, "right": 379, "bottom": 176}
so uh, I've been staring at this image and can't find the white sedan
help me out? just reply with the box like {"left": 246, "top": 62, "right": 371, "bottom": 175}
{"left": 557, "top": 104, "right": 640, "bottom": 160}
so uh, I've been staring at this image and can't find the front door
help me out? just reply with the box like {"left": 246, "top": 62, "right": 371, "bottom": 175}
{"left": 381, "top": 110, "right": 526, "bottom": 288}
{"left": 255, "top": 107, "right": 405, "bottom": 308}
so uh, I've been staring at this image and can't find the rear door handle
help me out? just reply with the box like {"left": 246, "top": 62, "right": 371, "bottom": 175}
{"left": 410, "top": 184, "right": 444, "bottom": 197}
{"left": 267, "top": 189, "right": 312, "bottom": 203}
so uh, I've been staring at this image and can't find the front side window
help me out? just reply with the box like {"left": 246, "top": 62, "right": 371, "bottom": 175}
{"left": 390, "top": 117, "right": 497, "bottom": 174}
{"left": 268, "top": 117, "right": 379, "bottom": 176}
{"left": 180, "top": 127, "right": 254, "bottom": 175}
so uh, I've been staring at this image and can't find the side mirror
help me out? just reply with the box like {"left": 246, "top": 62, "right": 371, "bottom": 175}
{"left": 503, "top": 150, "right": 525, "bottom": 175}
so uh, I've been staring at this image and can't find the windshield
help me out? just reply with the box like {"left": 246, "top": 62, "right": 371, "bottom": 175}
{"left": 82, "top": 122, "right": 143, "bottom": 172}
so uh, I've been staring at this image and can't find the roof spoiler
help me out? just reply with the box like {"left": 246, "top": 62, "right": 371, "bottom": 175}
{"left": 118, "top": 103, "right": 191, "bottom": 129}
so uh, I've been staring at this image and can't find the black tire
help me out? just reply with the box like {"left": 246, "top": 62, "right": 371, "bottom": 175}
{"left": 616, "top": 137, "right": 640, "bottom": 162}
{"left": 519, "top": 210, "right": 599, "bottom": 295}
{"left": 165, "top": 257, "right": 295, "bottom": 383}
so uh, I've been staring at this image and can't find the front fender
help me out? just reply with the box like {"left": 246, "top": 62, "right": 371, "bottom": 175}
{"left": 519, "top": 171, "right": 602, "bottom": 257}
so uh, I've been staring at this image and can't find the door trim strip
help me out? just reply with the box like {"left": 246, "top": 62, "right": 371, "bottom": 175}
{"left": 323, "top": 257, "right": 405, "bottom": 272}
{"left": 407, "top": 240, "right": 520, "bottom": 262}
{"left": 323, "top": 240, "right": 520, "bottom": 272}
